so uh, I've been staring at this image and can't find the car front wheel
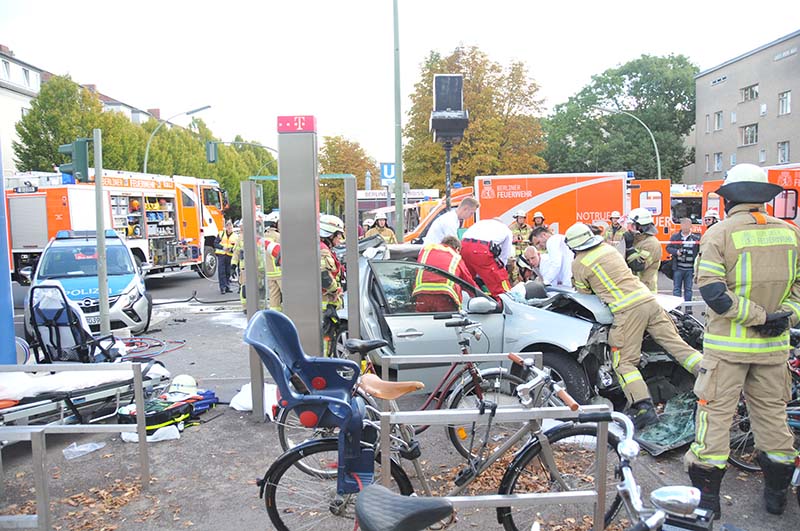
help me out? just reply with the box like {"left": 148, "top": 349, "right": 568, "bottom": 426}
{"left": 541, "top": 351, "right": 592, "bottom": 404}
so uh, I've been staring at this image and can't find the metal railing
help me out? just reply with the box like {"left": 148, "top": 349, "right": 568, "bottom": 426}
{"left": 0, "top": 363, "right": 151, "bottom": 531}
{"left": 376, "top": 351, "right": 611, "bottom": 531}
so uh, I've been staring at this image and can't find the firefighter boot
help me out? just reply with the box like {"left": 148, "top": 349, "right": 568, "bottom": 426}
{"left": 756, "top": 452, "right": 795, "bottom": 515}
{"left": 627, "top": 398, "right": 659, "bottom": 431}
{"left": 688, "top": 464, "right": 725, "bottom": 520}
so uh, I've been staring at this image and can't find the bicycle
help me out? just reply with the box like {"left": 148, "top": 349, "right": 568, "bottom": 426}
{"left": 257, "top": 345, "right": 624, "bottom": 531}
{"left": 356, "top": 412, "right": 712, "bottom": 531}
{"left": 275, "top": 312, "right": 529, "bottom": 460}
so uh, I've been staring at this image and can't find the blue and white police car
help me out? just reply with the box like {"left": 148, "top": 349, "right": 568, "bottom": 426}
{"left": 24, "top": 230, "right": 152, "bottom": 336}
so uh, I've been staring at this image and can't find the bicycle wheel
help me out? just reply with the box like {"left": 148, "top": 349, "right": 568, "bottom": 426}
{"left": 727, "top": 394, "right": 761, "bottom": 472}
{"left": 496, "top": 422, "right": 623, "bottom": 531}
{"left": 263, "top": 438, "right": 413, "bottom": 531}
{"left": 276, "top": 390, "right": 380, "bottom": 476}
{"left": 446, "top": 369, "right": 526, "bottom": 459}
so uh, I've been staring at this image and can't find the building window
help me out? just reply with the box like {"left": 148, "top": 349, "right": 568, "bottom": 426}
{"left": 705, "top": 154, "right": 710, "bottom": 173}
{"left": 741, "top": 124, "right": 758, "bottom": 146}
{"left": 779, "top": 91, "right": 791, "bottom": 116}
{"left": 714, "top": 153, "right": 723, "bottom": 172}
{"left": 705, "top": 114, "right": 710, "bottom": 133}
{"left": 741, "top": 84, "right": 759, "bottom": 102}
{"left": 778, "top": 141, "right": 790, "bottom": 164}
{"left": 22, "top": 68, "right": 30, "bottom": 87}
{"left": 1, "top": 60, "right": 9, "bottom": 80}
{"left": 759, "top": 148, "right": 767, "bottom": 163}
{"left": 713, "top": 111, "right": 723, "bottom": 131}
{"left": 730, "top": 111, "right": 737, "bottom": 124}
{"left": 730, "top": 153, "right": 737, "bottom": 166}
{"left": 21, "top": 107, "right": 30, "bottom": 118}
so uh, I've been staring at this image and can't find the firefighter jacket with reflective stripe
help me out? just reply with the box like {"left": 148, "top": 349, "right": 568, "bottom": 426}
{"left": 215, "top": 230, "right": 237, "bottom": 256}
{"left": 572, "top": 243, "right": 654, "bottom": 314}
{"left": 264, "top": 228, "right": 282, "bottom": 279}
{"left": 696, "top": 203, "right": 800, "bottom": 363}
{"left": 412, "top": 244, "right": 477, "bottom": 304}
{"left": 509, "top": 221, "right": 531, "bottom": 255}
{"left": 321, "top": 241, "right": 343, "bottom": 308}
{"left": 629, "top": 233, "right": 661, "bottom": 292}
{"left": 604, "top": 225, "right": 627, "bottom": 244}
{"left": 365, "top": 225, "right": 398, "bottom": 244}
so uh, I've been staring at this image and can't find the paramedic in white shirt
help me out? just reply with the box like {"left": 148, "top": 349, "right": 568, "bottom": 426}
{"left": 529, "top": 226, "right": 574, "bottom": 286}
{"left": 423, "top": 196, "right": 480, "bottom": 245}
{"left": 460, "top": 218, "right": 514, "bottom": 297}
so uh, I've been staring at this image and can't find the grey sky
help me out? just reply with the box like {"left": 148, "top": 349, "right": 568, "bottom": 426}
{"left": 1, "top": 0, "right": 797, "bottom": 165}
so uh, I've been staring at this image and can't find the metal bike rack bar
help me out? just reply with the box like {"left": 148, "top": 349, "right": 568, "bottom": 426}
{"left": 379, "top": 351, "right": 541, "bottom": 382}
{"left": 379, "top": 404, "right": 611, "bottom": 531}
{"left": 0, "top": 363, "right": 151, "bottom": 530}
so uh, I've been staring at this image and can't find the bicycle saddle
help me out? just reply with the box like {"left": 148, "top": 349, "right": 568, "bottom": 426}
{"left": 356, "top": 484, "right": 452, "bottom": 531}
{"left": 359, "top": 373, "right": 424, "bottom": 400}
{"left": 345, "top": 338, "right": 389, "bottom": 355}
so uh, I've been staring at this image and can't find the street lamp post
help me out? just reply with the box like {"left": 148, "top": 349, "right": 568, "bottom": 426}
{"left": 143, "top": 105, "right": 211, "bottom": 173}
{"left": 593, "top": 105, "right": 661, "bottom": 180}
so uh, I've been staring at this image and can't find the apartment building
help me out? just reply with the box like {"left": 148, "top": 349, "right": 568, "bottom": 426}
{"left": 694, "top": 30, "right": 799, "bottom": 183}
{"left": 0, "top": 45, "right": 159, "bottom": 177}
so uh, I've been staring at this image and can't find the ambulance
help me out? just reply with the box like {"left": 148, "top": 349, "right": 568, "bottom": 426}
{"left": 5, "top": 169, "right": 227, "bottom": 283}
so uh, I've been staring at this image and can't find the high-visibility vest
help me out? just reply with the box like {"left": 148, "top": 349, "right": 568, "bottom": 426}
{"left": 215, "top": 231, "right": 237, "bottom": 256}
{"left": 573, "top": 243, "right": 653, "bottom": 314}
{"left": 412, "top": 244, "right": 464, "bottom": 304}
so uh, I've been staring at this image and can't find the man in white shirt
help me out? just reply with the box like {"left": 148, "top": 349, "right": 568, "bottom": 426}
{"left": 461, "top": 218, "right": 514, "bottom": 297}
{"left": 423, "top": 196, "right": 480, "bottom": 245}
{"left": 529, "top": 226, "right": 574, "bottom": 286}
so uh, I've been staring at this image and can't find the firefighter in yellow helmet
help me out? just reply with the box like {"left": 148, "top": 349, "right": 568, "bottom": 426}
{"left": 230, "top": 216, "right": 267, "bottom": 311}
{"left": 685, "top": 163, "right": 800, "bottom": 519}
{"left": 565, "top": 222, "right": 703, "bottom": 430}
{"left": 365, "top": 212, "right": 398, "bottom": 244}
{"left": 624, "top": 208, "right": 661, "bottom": 292}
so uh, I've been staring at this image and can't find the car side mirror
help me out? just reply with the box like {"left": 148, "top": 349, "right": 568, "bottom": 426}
{"left": 465, "top": 296, "right": 498, "bottom": 314}
{"left": 19, "top": 266, "right": 33, "bottom": 285}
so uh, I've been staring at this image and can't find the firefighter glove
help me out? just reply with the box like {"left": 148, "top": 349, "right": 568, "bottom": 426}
{"left": 752, "top": 311, "right": 792, "bottom": 337}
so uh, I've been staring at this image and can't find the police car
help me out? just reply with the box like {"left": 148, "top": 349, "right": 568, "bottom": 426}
{"left": 23, "top": 230, "right": 152, "bottom": 336}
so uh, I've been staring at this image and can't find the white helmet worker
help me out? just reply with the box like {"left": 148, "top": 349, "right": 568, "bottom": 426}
{"left": 169, "top": 374, "right": 198, "bottom": 396}
{"left": 362, "top": 218, "right": 375, "bottom": 228}
{"left": 514, "top": 209, "right": 526, "bottom": 219}
{"left": 628, "top": 207, "right": 654, "bottom": 226}
{"left": 375, "top": 212, "right": 388, "bottom": 221}
{"left": 703, "top": 209, "right": 720, "bottom": 220}
{"left": 320, "top": 214, "right": 345, "bottom": 238}
{"left": 565, "top": 222, "right": 604, "bottom": 252}
{"left": 609, "top": 210, "right": 622, "bottom": 220}
{"left": 533, "top": 211, "right": 545, "bottom": 220}
{"left": 716, "top": 163, "right": 783, "bottom": 206}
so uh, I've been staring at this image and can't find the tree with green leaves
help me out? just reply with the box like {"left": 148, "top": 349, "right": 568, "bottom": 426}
{"left": 544, "top": 54, "right": 698, "bottom": 181}
{"left": 318, "top": 135, "right": 379, "bottom": 215}
{"left": 403, "top": 46, "right": 547, "bottom": 191}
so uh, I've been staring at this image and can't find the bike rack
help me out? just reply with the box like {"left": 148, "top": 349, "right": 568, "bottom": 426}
{"left": 377, "top": 352, "right": 612, "bottom": 531}
{"left": 0, "top": 363, "right": 151, "bottom": 531}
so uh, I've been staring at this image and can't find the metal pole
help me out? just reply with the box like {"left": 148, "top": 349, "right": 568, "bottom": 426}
{"left": 242, "top": 182, "right": 265, "bottom": 420}
{"left": 133, "top": 363, "right": 150, "bottom": 488}
{"left": 593, "top": 418, "right": 609, "bottom": 531}
{"left": 385, "top": 185, "right": 391, "bottom": 208}
{"left": 143, "top": 105, "right": 211, "bottom": 173}
{"left": 344, "top": 178, "right": 360, "bottom": 347}
{"left": 0, "top": 138, "right": 16, "bottom": 364}
{"left": 392, "top": 0, "right": 404, "bottom": 241}
{"left": 594, "top": 106, "right": 661, "bottom": 180}
{"left": 94, "top": 129, "right": 110, "bottom": 335}
{"left": 444, "top": 142, "right": 453, "bottom": 210}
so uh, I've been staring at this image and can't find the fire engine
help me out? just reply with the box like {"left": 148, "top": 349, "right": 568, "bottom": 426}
{"left": 4, "top": 169, "right": 227, "bottom": 283}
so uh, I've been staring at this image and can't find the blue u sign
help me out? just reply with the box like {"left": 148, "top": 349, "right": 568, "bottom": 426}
{"left": 380, "top": 163, "right": 395, "bottom": 180}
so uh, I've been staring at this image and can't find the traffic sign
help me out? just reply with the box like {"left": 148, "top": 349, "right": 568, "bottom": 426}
{"left": 380, "top": 162, "right": 395, "bottom": 187}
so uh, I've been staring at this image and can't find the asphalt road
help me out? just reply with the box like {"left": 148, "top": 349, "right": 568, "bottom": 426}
{"left": 3, "top": 271, "right": 798, "bottom": 530}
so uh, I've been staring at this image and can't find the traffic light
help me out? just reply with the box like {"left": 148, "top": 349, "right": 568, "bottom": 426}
{"left": 206, "top": 141, "right": 218, "bottom": 163}
{"left": 58, "top": 139, "right": 90, "bottom": 182}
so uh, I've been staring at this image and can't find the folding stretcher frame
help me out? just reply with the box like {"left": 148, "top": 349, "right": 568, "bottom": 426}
{"left": 0, "top": 363, "right": 153, "bottom": 531}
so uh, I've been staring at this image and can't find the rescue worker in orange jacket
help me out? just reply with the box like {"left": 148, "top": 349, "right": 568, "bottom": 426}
{"left": 412, "top": 236, "right": 478, "bottom": 312}
{"left": 685, "top": 164, "right": 800, "bottom": 519}
{"left": 566, "top": 222, "right": 703, "bottom": 430}
{"left": 461, "top": 218, "right": 514, "bottom": 298}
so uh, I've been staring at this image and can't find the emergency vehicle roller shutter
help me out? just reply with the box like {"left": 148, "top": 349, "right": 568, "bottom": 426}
{"left": 9, "top": 196, "right": 48, "bottom": 249}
